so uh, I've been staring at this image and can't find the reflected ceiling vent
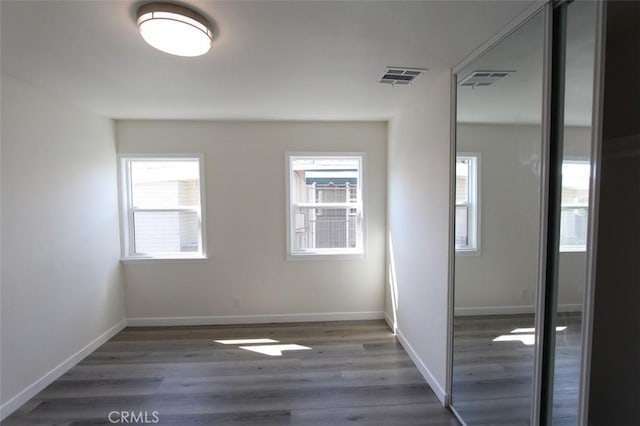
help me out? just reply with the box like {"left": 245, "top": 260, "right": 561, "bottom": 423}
{"left": 458, "top": 70, "right": 514, "bottom": 88}
{"left": 379, "top": 67, "right": 427, "bottom": 86}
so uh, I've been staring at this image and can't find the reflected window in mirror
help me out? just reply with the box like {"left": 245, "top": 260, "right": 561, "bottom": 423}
{"left": 560, "top": 160, "right": 590, "bottom": 252}
{"left": 455, "top": 154, "right": 479, "bottom": 254}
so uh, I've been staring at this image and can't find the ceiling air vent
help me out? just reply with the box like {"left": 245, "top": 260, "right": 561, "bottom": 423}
{"left": 458, "top": 70, "right": 514, "bottom": 88}
{"left": 379, "top": 67, "right": 427, "bottom": 86}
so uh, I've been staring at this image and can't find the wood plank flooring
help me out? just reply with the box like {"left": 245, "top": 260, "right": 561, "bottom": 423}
{"left": 2, "top": 320, "right": 460, "bottom": 426}
{"left": 451, "top": 313, "right": 582, "bottom": 426}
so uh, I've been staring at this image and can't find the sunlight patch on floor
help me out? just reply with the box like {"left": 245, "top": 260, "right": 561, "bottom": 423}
{"left": 493, "top": 326, "right": 568, "bottom": 345}
{"left": 214, "top": 338, "right": 279, "bottom": 345}
{"left": 214, "top": 338, "right": 311, "bottom": 356}
{"left": 239, "top": 344, "right": 312, "bottom": 356}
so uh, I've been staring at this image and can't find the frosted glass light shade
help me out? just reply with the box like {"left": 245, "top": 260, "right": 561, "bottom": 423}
{"left": 137, "top": 3, "right": 213, "bottom": 57}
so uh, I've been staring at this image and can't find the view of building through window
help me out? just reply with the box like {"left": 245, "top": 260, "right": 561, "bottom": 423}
{"left": 560, "top": 161, "right": 590, "bottom": 251}
{"left": 455, "top": 158, "right": 470, "bottom": 249}
{"left": 455, "top": 155, "right": 478, "bottom": 252}
{"left": 123, "top": 158, "right": 203, "bottom": 258}
{"left": 289, "top": 156, "right": 363, "bottom": 255}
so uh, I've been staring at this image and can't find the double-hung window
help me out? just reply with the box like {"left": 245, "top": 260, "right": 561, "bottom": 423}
{"left": 560, "top": 161, "right": 590, "bottom": 252}
{"left": 287, "top": 154, "right": 364, "bottom": 258}
{"left": 119, "top": 155, "right": 206, "bottom": 260}
{"left": 455, "top": 154, "right": 479, "bottom": 253}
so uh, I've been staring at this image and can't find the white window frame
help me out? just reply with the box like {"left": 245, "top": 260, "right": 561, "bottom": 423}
{"left": 559, "top": 159, "right": 590, "bottom": 253}
{"left": 286, "top": 152, "right": 365, "bottom": 260}
{"left": 455, "top": 153, "right": 480, "bottom": 255}
{"left": 118, "top": 154, "right": 207, "bottom": 261}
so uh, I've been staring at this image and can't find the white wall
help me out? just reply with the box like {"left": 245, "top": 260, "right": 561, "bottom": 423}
{"left": 0, "top": 74, "right": 125, "bottom": 417}
{"left": 455, "top": 124, "right": 591, "bottom": 314}
{"left": 386, "top": 70, "right": 452, "bottom": 404}
{"left": 116, "top": 120, "right": 387, "bottom": 324}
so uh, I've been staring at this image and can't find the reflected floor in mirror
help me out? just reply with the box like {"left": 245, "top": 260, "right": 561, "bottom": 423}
{"left": 452, "top": 313, "right": 582, "bottom": 426}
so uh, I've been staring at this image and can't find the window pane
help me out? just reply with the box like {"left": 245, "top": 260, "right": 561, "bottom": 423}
{"left": 560, "top": 162, "right": 590, "bottom": 249}
{"left": 455, "top": 205, "right": 469, "bottom": 248}
{"left": 560, "top": 207, "right": 588, "bottom": 248}
{"left": 316, "top": 185, "right": 349, "bottom": 202}
{"left": 456, "top": 159, "right": 469, "bottom": 203}
{"left": 133, "top": 211, "right": 199, "bottom": 254}
{"left": 294, "top": 207, "right": 357, "bottom": 250}
{"left": 131, "top": 160, "right": 200, "bottom": 208}
{"left": 561, "top": 162, "right": 590, "bottom": 206}
{"left": 289, "top": 155, "right": 363, "bottom": 255}
{"left": 291, "top": 158, "right": 359, "bottom": 204}
{"left": 455, "top": 156, "right": 476, "bottom": 251}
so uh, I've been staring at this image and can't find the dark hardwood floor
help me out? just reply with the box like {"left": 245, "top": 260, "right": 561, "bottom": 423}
{"left": 451, "top": 313, "right": 582, "bottom": 426}
{"left": 2, "top": 320, "right": 460, "bottom": 426}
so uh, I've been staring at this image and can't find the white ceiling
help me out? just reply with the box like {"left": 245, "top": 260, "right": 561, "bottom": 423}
{"left": 1, "top": 0, "right": 535, "bottom": 121}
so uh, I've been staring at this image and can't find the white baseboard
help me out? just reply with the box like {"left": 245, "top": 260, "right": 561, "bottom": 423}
{"left": 125, "top": 311, "right": 385, "bottom": 327}
{"left": 455, "top": 303, "right": 583, "bottom": 316}
{"left": 0, "top": 319, "right": 126, "bottom": 421}
{"left": 383, "top": 312, "right": 446, "bottom": 406}
{"left": 395, "top": 328, "right": 447, "bottom": 406}
{"left": 557, "top": 304, "right": 583, "bottom": 313}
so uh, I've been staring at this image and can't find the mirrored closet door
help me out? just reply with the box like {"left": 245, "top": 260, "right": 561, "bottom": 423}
{"left": 450, "top": 1, "right": 602, "bottom": 425}
{"left": 452, "top": 9, "right": 546, "bottom": 425}
{"left": 542, "top": 1, "right": 599, "bottom": 424}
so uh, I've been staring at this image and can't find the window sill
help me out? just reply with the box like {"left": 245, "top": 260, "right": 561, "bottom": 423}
{"left": 455, "top": 248, "right": 480, "bottom": 257}
{"left": 559, "top": 246, "right": 587, "bottom": 253}
{"left": 121, "top": 256, "right": 208, "bottom": 264}
{"left": 287, "top": 251, "right": 366, "bottom": 261}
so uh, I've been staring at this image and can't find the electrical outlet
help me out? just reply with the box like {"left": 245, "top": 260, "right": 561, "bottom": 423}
{"left": 232, "top": 297, "right": 241, "bottom": 308}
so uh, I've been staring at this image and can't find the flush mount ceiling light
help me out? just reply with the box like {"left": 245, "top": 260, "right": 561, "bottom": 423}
{"left": 136, "top": 2, "right": 214, "bottom": 57}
